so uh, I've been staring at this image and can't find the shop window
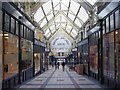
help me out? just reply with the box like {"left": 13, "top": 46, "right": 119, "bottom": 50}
{"left": 89, "top": 45, "right": 98, "bottom": 74}
{"left": 115, "top": 10, "right": 120, "bottom": 29}
{"left": 26, "top": 29, "right": 28, "bottom": 39}
{"left": 15, "top": 20, "right": 19, "bottom": 35}
{"left": 3, "top": 32, "right": 19, "bottom": 79}
{"left": 11, "top": 17, "right": 15, "bottom": 34}
{"left": 34, "top": 53, "right": 40, "bottom": 74}
{"left": 28, "top": 30, "right": 30, "bottom": 40}
{"left": 110, "top": 14, "right": 114, "bottom": 31}
{"left": 115, "top": 30, "right": 120, "bottom": 83}
{"left": 106, "top": 17, "right": 109, "bottom": 33}
{"left": 0, "top": 31, "right": 3, "bottom": 80}
{"left": 20, "top": 25, "right": 23, "bottom": 37}
{"left": 89, "top": 32, "right": 98, "bottom": 74}
{"left": 4, "top": 13, "right": 10, "bottom": 32}
{"left": 102, "top": 20, "right": 105, "bottom": 35}
{"left": 21, "top": 38, "right": 33, "bottom": 70}
{"left": 103, "top": 32, "right": 115, "bottom": 79}
{"left": 82, "top": 44, "right": 88, "bottom": 64}
{"left": 25, "top": 28, "right": 28, "bottom": 39}
{"left": 24, "top": 27, "right": 26, "bottom": 38}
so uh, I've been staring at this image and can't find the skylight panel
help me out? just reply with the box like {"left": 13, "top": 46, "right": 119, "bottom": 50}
{"left": 61, "top": 23, "right": 66, "bottom": 27}
{"left": 55, "top": 16, "right": 60, "bottom": 22}
{"left": 70, "top": 0, "right": 80, "bottom": 14}
{"left": 68, "top": 13, "right": 75, "bottom": 21}
{"left": 47, "top": 14, "right": 54, "bottom": 21}
{"left": 61, "top": 3, "right": 68, "bottom": 10}
{"left": 66, "top": 28, "right": 71, "bottom": 33}
{"left": 50, "top": 24, "right": 55, "bottom": 30}
{"left": 78, "top": 7, "right": 88, "bottom": 22}
{"left": 61, "top": 16, "right": 66, "bottom": 22}
{"left": 67, "top": 25, "right": 72, "bottom": 30}
{"left": 51, "top": 28, "right": 56, "bottom": 33}
{"left": 43, "top": 0, "right": 52, "bottom": 15}
{"left": 46, "top": 32, "right": 51, "bottom": 38}
{"left": 44, "top": 29, "right": 50, "bottom": 36}
{"left": 54, "top": 4, "right": 60, "bottom": 10}
{"left": 61, "top": 0, "right": 69, "bottom": 7}
{"left": 52, "top": 0, "right": 60, "bottom": 7}
{"left": 56, "top": 23, "right": 60, "bottom": 28}
{"left": 40, "top": 19, "right": 47, "bottom": 27}
{"left": 54, "top": 11, "right": 58, "bottom": 15}
{"left": 34, "top": 7, "right": 44, "bottom": 22}
{"left": 74, "top": 18, "right": 82, "bottom": 27}
{"left": 64, "top": 12, "right": 67, "bottom": 15}
{"left": 71, "top": 31, "right": 77, "bottom": 38}
{"left": 71, "top": 28, "right": 77, "bottom": 36}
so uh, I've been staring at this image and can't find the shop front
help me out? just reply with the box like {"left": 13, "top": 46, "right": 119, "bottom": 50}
{"left": 34, "top": 39, "right": 46, "bottom": 75}
{"left": 2, "top": 2, "right": 35, "bottom": 89}
{"left": 77, "top": 38, "right": 88, "bottom": 75}
{"left": 101, "top": 4, "right": 120, "bottom": 88}
{"left": 115, "top": 30, "right": 120, "bottom": 88}
{"left": 34, "top": 53, "right": 41, "bottom": 74}
{"left": 88, "top": 25, "right": 100, "bottom": 80}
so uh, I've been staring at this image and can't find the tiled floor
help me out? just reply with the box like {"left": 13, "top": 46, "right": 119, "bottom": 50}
{"left": 17, "top": 66, "right": 109, "bottom": 89}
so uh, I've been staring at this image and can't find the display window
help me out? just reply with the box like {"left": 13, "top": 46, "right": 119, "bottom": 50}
{"left": 110, "top": 14, "right": 114, "bottom": 31}
{"left": 3, "top": 32, "right": 19, "bottom": 79}
{"left": 106, "top": 17, "right": 109, "bottom": 33}
{"left": 21, "top": 38, "right": 33, "bottom": 70}
{"left": 15, "top": 20, "right": 19, "bottom": 35}
{"left": 115, "top": 30, "right": 120, "bottom": 84}
{"left": 89, "top": 45, "right": 98, "bottom": 73}
{"left": 89, "top": 32, "right": 98, "bottom": 74}
{"left": 34, "top": 53, "right": 40, "bottom": 74}
{"left": 115, "top": 10, "right": 120, "bottom": 29}
{"left": 11, "top": 17, "right": 15, "bottom": 34}
{"left": 103, "top": 32, "right": 115, "bottom": 79}
{"left": 4, "top": 13, "right": 10, "bottom": 32}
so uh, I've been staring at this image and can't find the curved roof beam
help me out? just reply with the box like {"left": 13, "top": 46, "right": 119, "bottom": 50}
{"left": 73, "top": 0, "right": 92, "bottom": 12}
{"left": 49, "top": 25, "right": 75, "bottom": 41}
{"left": 30, "top": 2, "right": 46, "bottom": 15}
{"left": 45, "top": 25, "right": 78, "bottom": 40}
{"left": 39, "top": 9, "right": 84, "bottom": 28}
{"left": 41, "top": 11, "right": 81, "bottom": 32}
{"left": 68, "top": 9, "right": 84, "bottom": 25}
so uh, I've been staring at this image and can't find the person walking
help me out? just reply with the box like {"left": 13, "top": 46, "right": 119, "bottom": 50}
{"left": 62, "top": 62, "right": 65, "bottom": 71}
{"left": 55, "top": 61, "right": 57, "bottom": 70}
{"left": 57, "top": 62, "right": 60, "bottom": 69}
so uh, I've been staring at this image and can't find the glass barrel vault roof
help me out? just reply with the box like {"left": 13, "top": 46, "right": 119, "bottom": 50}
{"left": 34, "top": 0, "right": 97, "bottom": 39}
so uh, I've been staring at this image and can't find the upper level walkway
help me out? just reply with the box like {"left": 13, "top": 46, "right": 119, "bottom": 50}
{"left": 16, "top": 65, "right": 110, "bottom": 90}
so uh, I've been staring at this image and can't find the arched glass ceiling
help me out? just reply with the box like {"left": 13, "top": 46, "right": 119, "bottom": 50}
{"left": 34, "top": 0, "right": 97, "bottom": 39}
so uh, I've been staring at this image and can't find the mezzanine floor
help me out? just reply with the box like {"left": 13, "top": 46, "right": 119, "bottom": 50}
{"left": 16, "top": 66, "right": 110, "bottom": 90}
